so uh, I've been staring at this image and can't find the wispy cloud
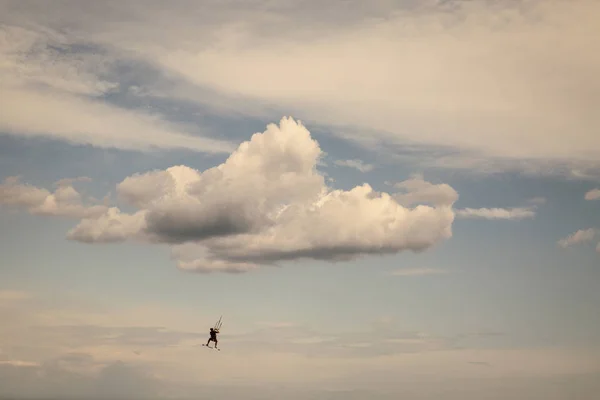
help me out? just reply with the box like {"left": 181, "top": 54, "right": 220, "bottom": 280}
{"left": 584, "top": 189, "right": 600, "bottom": 201}
{"left": 334, "top": 159, "right": 374, "bottom": 173}
{"left": 2, "top": 288, "right": 600, "bottom": 398}
{"left": 557, "top": 228, "right": 596, "bottom": 248}
{"left": 138, "top": 0, "right": 600, "bottom": 173}
{"left": 527, "top": 197, "right": 547, "bottom": 205}
{"left": 468, "top": 361, "right": 491, "bottom": 367}
{"left": 390, "top": 267, "right": 449, "bottom": 277}
{"left": 2, "top": 0, "right": 598, "bottom": 175}
{"left": 456, "top": 207, "right": 536, "bottom": 220}
{"left": 255, "top": 321, "right": 297, "bottom": 329}
{"left": 0, "top": 23, "right": 234, "bottom": 154}
{"left": 0, "top": 290, "right": 30, "bottom": 302}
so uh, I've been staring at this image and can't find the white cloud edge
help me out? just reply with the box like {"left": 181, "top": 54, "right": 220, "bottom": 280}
{"left": 557, "top": 228, "right": 596, "bottom": 248}
{"left": 333, "top": 159, "right": 374, "bottom": 173}
{"left": 455, "top": 207, "right": 536, "bottom": 220}
{"left": 584, "top": 189, "right": 600, "bottom": 201}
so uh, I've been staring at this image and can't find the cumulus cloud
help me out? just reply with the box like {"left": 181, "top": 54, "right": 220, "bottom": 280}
{"left": 557, "top": 229, "right": 596, "bottom": 248}
{"left": 66, "top": 208, "right": 148, "bottom": 243}
{"left": 0, "top": 176, "right": 108, "bottom": 218}
{"left": 584, "top": 189, "right": 600, "bottom": 201}
{"left": 63, "top": 117, "right": 457, "bottom": 273}
{"left": 334, "top": 159, "right": 374, "bottom": 173}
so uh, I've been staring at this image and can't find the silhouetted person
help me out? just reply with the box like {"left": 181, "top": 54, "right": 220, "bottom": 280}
{"left": 206, "top": 327, "right": 218, "bottom": 348}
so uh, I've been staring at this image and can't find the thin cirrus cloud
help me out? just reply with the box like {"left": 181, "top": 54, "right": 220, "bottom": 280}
{"left": 138, "top": 0, "right": 600, "bottom": 174}
{"left": 1, "top": 1, "right": 599, "bottom": 176}
{"left": 334, "top": 159, "right": 374, "bottom": 173}
{"left": 0, "top": 23, "right": 234, "bottom": 154}
{"left": 455, "top": 207, "right": 536, "bottom": 220}
{"left": 527, "top": 197, "right": 547, "bottom": 205}
{"left": 390, "top": 267, "right": 449, "bottom": 277}
{"left": 1, "top": 117, "right": 458, "bottom": 274}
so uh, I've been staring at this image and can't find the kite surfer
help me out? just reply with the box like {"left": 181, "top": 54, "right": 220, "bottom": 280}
{"left": 203, "top": 316, "right": 222, "bottom": 350}
{"left": 206, "top": 327, "right": 219, "bottom": 349}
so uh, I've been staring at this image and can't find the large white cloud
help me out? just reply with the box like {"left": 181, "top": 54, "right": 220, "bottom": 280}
{"left": 65, "top": 117, "right": 457, "bottom": 273}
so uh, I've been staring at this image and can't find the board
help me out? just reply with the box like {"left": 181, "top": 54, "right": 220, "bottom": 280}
{"left": 202, "top": 344, "right": 220, "bottom": 351}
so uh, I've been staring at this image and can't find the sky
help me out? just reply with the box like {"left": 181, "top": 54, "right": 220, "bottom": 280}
{"left": 1, "top": 0, "right": 599, "bottom": 398}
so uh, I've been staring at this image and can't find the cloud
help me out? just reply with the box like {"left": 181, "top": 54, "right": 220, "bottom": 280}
{"left": 2, "top": 0, "right": 598, "bottom": 177}
{"left": 224, "top": 323, "right": 456, "bottom": 359}
{"left": 391, "top": 176, "right": 459, "bottom": 208}
{"left": 2, "top": 289, "right": 600, "bottom": 399}
{"left": 34, "top": 324, "right": 200, "bottom": 349}
{"left": 132, "top": 0, "right": 600, "bottom": 172}
{"left": 557, "top": 229, "right": 596, "bottom": 248}
{"left": 64, "top": 117, "right": 457, "bottom": 273}
{"left": 527, "top": 197, "right": 547, "bottom": 205}
{"left": 0, "top": 23, "right": 234, "bottom": 153}
{"left": 468, "top": 361, "right": 491, "bottom": 367}
{"left": 0, "top": 176, "right": 108, "bottom": 218}
{"left": 66, "top": 207, "right": 148, "bottom": 243}
{"left": 557, "top": 189, "right": 600, "bottom": 253}
{"left": 334, "top": 159, "right": 374, "bottom": 172}
{"left": 390, "top": 267, "right": 449, "bottom": 277}
{"left": 0, "top": 357, "right": 160, "bottom": 399}
{"left": 584, "top": 189, "right": 600, "bottom": 201}
{"left": 456, "top": 207, "right": 536, "bottom": 220}
{"left": 255, "top": 321, "right": 298, "bottom": 329}
{"left": 0, "top": 290, "right": 30, "bottom": 302}
{"left": 0, "top": 360, "right": 40, "bottom": 367}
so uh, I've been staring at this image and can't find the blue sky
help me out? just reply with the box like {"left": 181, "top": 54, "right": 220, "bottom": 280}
{"left": 1, "top": 1, "right": 599, "bottom": 399}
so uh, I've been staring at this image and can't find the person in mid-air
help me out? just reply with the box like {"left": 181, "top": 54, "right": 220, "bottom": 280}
{"left": 206, "top": 327, "right": 218, "bottom": 348}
